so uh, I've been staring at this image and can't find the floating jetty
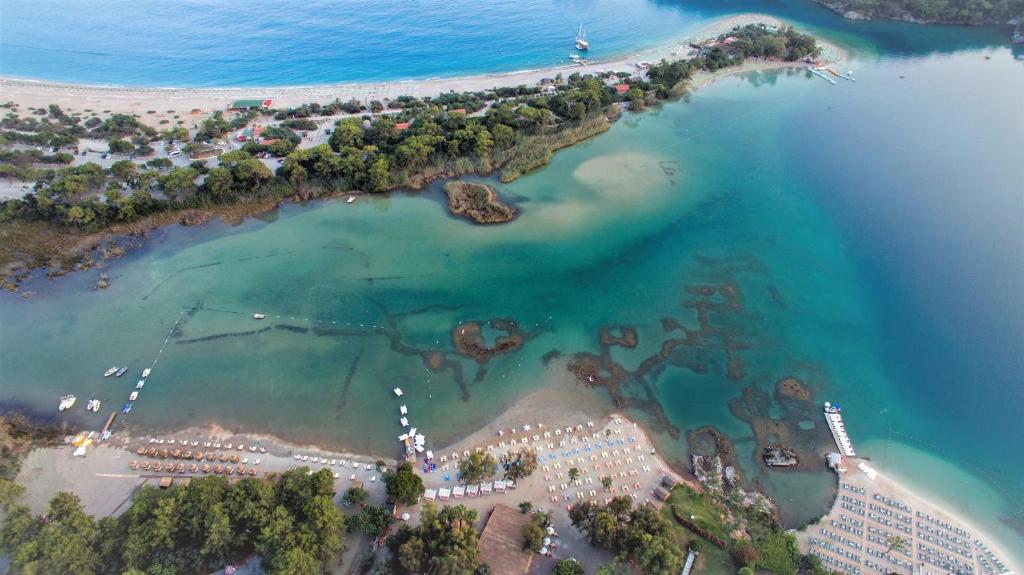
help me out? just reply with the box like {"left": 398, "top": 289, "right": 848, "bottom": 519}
{"left": 807, "top": 66, "right": 837, "bottom": 85}
{"left": 823, "top": 401, "right": 855, "bottom": 456}
{"left": 825, "top": 67, "right": 855, "bottom": 81}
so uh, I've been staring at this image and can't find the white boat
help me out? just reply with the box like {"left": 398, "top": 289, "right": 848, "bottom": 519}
{"left": 58, "top": 395, "right": 77, "bottom": 412}
{"left": 575, "top": 24, "right": 589, "bottom": 51}
{"left": 253, "top": 313, "right": 266, "bottom": 320}
{"left": 141, "top": 368, "right": 151, "bottom": 378}
{"left": 129, "top": 391, "right": 139, "bottom": 401}
{"left": 569, "top": 52, "right": 582, "bottom": 63}
{"left": 104, "top": 366, "right": 119, "bottom": 377}
{"left": 347, "top": 196, "right": 355, "bottom": 204}
{"left": 399, "top": 405, "right": 408, "bottom": 415}
{"left": 136, "top": 380, "right": 145, "bottom": 390}
{"left": 393, "top": 387, "right": 403, "bottom": 397}
{"left": 400, "top": 417, "right": 409, "bottom": 427}
{"left": 115, "top": 366, "right": 128, "bottom": 377}
{"left": 86, "top": 399, "right": 101, "bottom": 412}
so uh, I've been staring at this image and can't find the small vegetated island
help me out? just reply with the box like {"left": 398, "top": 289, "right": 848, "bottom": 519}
{"left": 0, "top": 23, "right": 820, "bottom": 287}
{"left": 442, "top": 181, "right": 515, "bottom": 224}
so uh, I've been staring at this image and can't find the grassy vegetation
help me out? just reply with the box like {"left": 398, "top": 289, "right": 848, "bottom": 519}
{"left": 0, "top": 414, "right": 66, "bottom": 480}
{"left": 442, "top": 181, "right": 515, "bottom": 224}
{"left": 666, "top": 485, "right": 734, "bottom": 544}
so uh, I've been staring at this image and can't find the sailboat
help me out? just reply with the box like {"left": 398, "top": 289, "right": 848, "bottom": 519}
{"left": 575, "top": 24, "right": 589, "bottom": 51}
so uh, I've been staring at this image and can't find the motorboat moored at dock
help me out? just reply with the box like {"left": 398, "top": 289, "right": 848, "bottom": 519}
{"left": 104, "top": 366, "right": 119, "bottom": 377}
{"left": 58, "top": 395, "right": 77, "bottom": 411}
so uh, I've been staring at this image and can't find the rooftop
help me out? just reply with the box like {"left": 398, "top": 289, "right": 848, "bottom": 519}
{"left": 479, "top": 504, "right": 555, "bottom": 575}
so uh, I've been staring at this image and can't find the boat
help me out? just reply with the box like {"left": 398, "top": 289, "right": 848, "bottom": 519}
{"left": 253, "top": 313, "right": 266, "bottom": 320}
{"left": 122, "top": 403, "right": 133, "bottom": 414}
{"left": 575, "top": 24, "right": 589, "bottom": 51}
{"left": 401, "top": 417, "right": 409, "bottom": 427}
{"left": 400, "top": 405, "right": 408, "bottom": 415}
{"left": 129, "top": 391, "right": 139, "bottom": 401}
{"left": 347, "top": 196, "right": 355, "bottom": 204}
{"left": 58, "top": 395, "right": 77, "bottom": 412}
{"left": 116, "top": 366, "right": 129, "bottom": 377}
{"left": 141, "top": 368, "right": 151, "bottom": 378}
{"left": 104, "top": 366, "right": 119, "bottom": 377}
{"left": 86, "top": 399, "right": 101, "bottom": 412}
{"left": 569, "top": 52, "right": 582, "bottom": 63}
{"left": 136, "top": 380, "right": 145, "bottom": 390}
{"left": 393, "top": 387, "right": 404, "bottom": 397}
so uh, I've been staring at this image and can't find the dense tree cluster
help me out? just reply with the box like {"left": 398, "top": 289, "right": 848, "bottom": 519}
{"left": 457, "top": 451, "right": 496, "bottom": 484}
{"left": 0, "top": 25, "right": 818, "bottom": 237}
{"left": 387, "top": 503, "right": 485, "bottom": 575}
{"left": 0, "top": 468, "right": 346, "bottom": 575}
{"left": 817, "top": 0, "right": 1023, "bottom": 24}
{"left": 569, "top": 496, "right": 685, "bottom": 575}
{"left": 500, "top": 448, "right": 539, "bottom": 481}
{"left": 383, "top": 461, "right": 426, "bottom": 505}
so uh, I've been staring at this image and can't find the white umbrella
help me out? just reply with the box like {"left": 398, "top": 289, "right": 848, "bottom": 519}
{"left": 543, "top": 537, "right": 551, "bottom": 546}
{"left": 401, "top": 512, "right": 410, "bottom": 521}
{"left": 546, "top": 526, "right": 555, "bottom": 535}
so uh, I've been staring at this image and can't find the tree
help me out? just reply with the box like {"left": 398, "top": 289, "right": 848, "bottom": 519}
{"left": 108, "top": 138, "right": 133, "bottom": 154}
{"left": 383, "top": 462, "right": 424, "bottom": 505}
{"left": 636, "top": 535, "right": 684, "bottom": 575}
{"left": 387, "top": 504, "right": 481, "bottom": 575}
{"left": 885, "top": 534, "right": 907, "bottom": 557}
{"left": 754, "top": 532, "right": 802, "bottom": 575}
{"left": 458, "top": 451, "right": 496, "bottom": 484}
{"left": 595, "top": 559, "right": 629, "bottom": 575}
{"left": 352, "top": 504, "right": 392, "bottom": 539}
{"left": 568, "top": 467, "right": 580, "bottom": 482}
{"left": 271, "top": 545, "right": 319, "bottom": 575}
{"left": 343, "top": 486, "right": 370, "bottom": 506}
{"left": 398, "top": 534, "right": 427, "bottom": 572}
{"left": 522, "top": 519, "right": 545, "bottom": 551}
{"left": 503, "top": 449, "right": 538, "bottom": 481}
{"left": 9, "top": 492, "right": 100, "bottom": 575}
{"left": 110, "top": 159, "right": 138, "bottom": 181}
{"left": 158, "top": 167, "right": 198, "bottom": 199}
{"left": 204, "top": 166, "right": 234, "bottom": 199}
{"left": 734, "top": 539, "right": 760, "bottom": 567}
{"left": 0, "top": 478, "right": 24, "bottom": 509}
{"left": 366, "top": 156, "right": 390, "bottom": 192}
{"left": 518, "top": 501, "right": 533, "bottom": 514}
{"left": 200, "top": 502, "right": 233, "bottom": 564}
{"left": 553, "top": 558, "right": 585, "bottom": 575}
{"left": 601, "top": 476, "right": 613, "bottom": 491}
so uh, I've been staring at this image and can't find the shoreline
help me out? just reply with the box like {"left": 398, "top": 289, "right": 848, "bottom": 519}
{"left": 0, "top": 14, "right": 842, "bottom": 116}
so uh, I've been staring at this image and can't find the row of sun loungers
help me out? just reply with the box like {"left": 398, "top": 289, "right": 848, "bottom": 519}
{"left": 129, "top": 460, "right": 258, "bottom": 475}
{"left": 134, "top": 446, "right": 260, "bottom": 465}
{"left": 146, "top": 438, "right": 267, "bottom": 453}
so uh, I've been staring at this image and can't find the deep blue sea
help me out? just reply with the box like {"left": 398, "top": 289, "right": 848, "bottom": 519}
{"left": 1, "top": 0, "right": 1023, "bottom": 565}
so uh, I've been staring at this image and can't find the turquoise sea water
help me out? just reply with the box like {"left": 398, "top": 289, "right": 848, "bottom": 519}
{"left": 1, "top": 0, "right": 1023, "bottom": 566}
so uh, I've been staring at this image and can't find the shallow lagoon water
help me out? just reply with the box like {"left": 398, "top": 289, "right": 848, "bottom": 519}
{"left": 1, "top": 0, "right": 1023, "bottom": 566}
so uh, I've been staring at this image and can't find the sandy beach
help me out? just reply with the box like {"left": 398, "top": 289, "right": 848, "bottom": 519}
{"left": 0, "top": 13, "right": 839, "bottom": 125}
{"left": 796, "top": 458, "right": 1019, "bottom": 575}
{"left": 15, "top": 406, "right": 683, "bottom": 573}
